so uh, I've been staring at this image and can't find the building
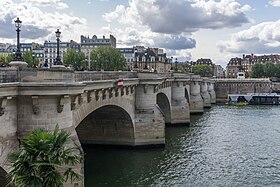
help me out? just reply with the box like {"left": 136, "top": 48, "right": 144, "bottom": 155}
{"left": 242, "top": 54, "right": 280, "bottom": 73}
{"left": 80, "top": 35, "right": 116, "bottom": 70}
{"left": 43, "top": 40, "right": 80, "bottom": 68}
{"left": 118, "top": 47, "right": 135, "bottom": 70}
{"left": 187, "top": 58, "right": 216, "bottom": 76}
{"left": 213, "top": 64, "right": 225, "bottom": 78}
{"left": 129, "top": 46, "right": 171, "bottom": 73}
{"left": 226, "top": 57, "right": 242, "bottom": 78}
{"left": 226, "top": 54, "right": 280, "bottom": 78}
{"left": 0, "top": 43, "right": 14, "bottom": 58}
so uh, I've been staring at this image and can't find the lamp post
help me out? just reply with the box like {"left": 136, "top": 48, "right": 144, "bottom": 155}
{"left": 54, "top": 29, "right": 62, "bottom": 65}
{"left": 175, "top": 58, "right": 178, "bottom": 72}
{"left": 14, "top": 18, "right": 23, "bottom": 61}
{"left": 154, "top": 57, "right": 157, "bottom": 73}
{"left": 32, "top": 53, "right": 35, "bottom": 68}
{"left": 134, "top": 48, "right": 138, "bottom": 69}
{"left": 170, "top": 56, "right": 173, "bottom": 70}
{"left": 144, "top": 52, "right": 148, "bottom": 69}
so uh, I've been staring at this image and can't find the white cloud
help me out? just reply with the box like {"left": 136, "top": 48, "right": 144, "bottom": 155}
{"left": 269, "top": 0, "right": 280, "bottom": 7}
{"left": 21, "top": 0, "right": 69, "bottom": 9}
{"left": 104, "top": 0, "right": 251, "bottom": 34}
{"left": 218, "top": 20, "right": 280, "bottom": 54}
{"left": 103, "top": 5, "right": 125, "bottom": 22}
{"left": 101, "top": 0, "right": 251, "bottom": 61}
{"left": 0, "top": 0, "right": 88, "bottom": 43}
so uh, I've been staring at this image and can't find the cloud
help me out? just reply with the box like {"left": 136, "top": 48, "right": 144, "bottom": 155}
{"left": 269, "top": 0, "right": 280, "bottom": 7}
{"left": 102, "top": 25, "right": 196, "bottom": 51}
{"left": 103, "top": 0, "right": 251, "bottom": 34}
{"left": 154, "top": 35, "right": 196, "bottom": 50}
{"left": 217, "top": 20, "right": 280, "bottom": 54}
{"left": 21, "top": 0, "right": 68, "bottom": 9}
{"left": 0, "top": 0, "right": 88, "bottom": 43}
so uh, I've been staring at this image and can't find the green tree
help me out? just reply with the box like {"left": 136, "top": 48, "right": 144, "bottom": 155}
{"left": 7, "top": 125, "right": 82, "bottom": 187}
{"left": 63, "top": 48, "right": 86, "bottom": 70}
{"left": 264, "top": 62, "right": 275, "bottom": 77}
{"left": 6, "top": 54, "right": 14, "bottom": 63}
{"left": 275, "top": 64, "right": 280, "bottom": 78}
{"left": 191, "top": 64, "right": 213, "bottom": 77}
{"left": 22, "top": 52, "right": 39, "bottom": 67}
{"left": 90, "top": 46, "right": 126, "bottom": 71}
{"left": 251, "top": 63, "right": 265, "bottom": 78}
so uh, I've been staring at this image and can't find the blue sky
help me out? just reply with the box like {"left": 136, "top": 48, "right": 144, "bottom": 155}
{"left": 1, "top": 0, "right": 280, "bottom": 67}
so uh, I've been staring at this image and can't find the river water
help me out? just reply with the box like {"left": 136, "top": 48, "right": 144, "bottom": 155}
{"left": 84, "top": 105, "right": 280, "bottom": 187}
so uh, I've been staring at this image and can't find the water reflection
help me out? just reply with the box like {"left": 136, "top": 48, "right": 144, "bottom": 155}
{"left": 84, "top": 105, "right": 280, "bottom": 187}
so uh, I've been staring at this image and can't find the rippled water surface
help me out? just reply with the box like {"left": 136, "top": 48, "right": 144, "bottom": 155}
{"left": 84, "top": 105, "right": 280, "bottom": 187}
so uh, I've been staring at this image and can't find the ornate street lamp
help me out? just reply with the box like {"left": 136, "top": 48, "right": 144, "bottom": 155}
{"left": 175, "top": 58, "right": 178, "bottom": 72}
{"left": 170, "top": 56, "right": 173, "bottom": 70}
{"left": 32, "top": 53, "right": 35, "bottom": 68}
{"left": 54, "top": 29, "right": 62, "bottom": 65}
{"left": 134, "top": 48, "right": 138, "bottom": 68}
{"left": 144, "top": 52, "right": 148, "bottom": 69}
{"left": 14, "top": 17, "right": 23, "bottom": 61}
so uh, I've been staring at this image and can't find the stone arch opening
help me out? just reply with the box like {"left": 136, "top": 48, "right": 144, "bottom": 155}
{"left": 156, "top": 93, "right": 171, "bottom": 124}
{"left": 0, "top": 167, "right": 8, "bottom": 187}
{"left": 185, "top": 88, "right": 190, "bottom": 103}
{"left": 76, "top": 105, "right": 135, "bottom": 146}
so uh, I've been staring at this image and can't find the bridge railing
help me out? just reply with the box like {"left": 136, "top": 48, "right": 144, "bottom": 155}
{"left": 75, "top": 71, "right": 138, "bottom": 81}
{"left": 214, "top": 78, "right": 271, "bottom": 82}
{"left": 0, "top": 68, "right": 18, "bottom": 83}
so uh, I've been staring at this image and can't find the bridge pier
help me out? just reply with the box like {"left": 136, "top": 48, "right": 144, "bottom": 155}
{"left": 170, "top": 79, "right": 190, "bottom": 125}
{"left": 189, "top": 76, "right": 204, "bottom": 114}
{"left": 135, "top": 83, "right": 165, "bottom": 146}
{"left": 201, "top": 78, "right": 211, "bottom": 108}
{"left": 208, "top": 80, "right": 216, "bottom": 104}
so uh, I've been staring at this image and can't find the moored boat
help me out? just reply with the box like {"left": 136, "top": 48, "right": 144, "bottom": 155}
{"left": 227, "top": 93, "right": 280, "bottom": 105}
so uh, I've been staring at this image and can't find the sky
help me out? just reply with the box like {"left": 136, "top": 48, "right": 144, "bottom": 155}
{"left": 1, "top": 0, "right": 280, "bottom": 67}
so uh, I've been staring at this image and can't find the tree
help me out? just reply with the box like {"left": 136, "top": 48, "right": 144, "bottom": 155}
{"left": 7, "top": 125, "right": 82, "bottom": 187}
{"left": 90, "top": 46, "right": 126, "bottom": 71}
{"left": 251, "top": 63, "right": 265, "bottom": 78}
{"left": 264, "top": 62, "right": 276, "bottom": 77}
{"left": 275, "top": 64, "right": 280, "bottom": 78}
{"left": 22, "top": 52, "right": 40, "bottom": 67}
{"left": 191, "top": 64, "right": 213, "bottom": 77}
{"left": 0, "top": 54, "right": 14, "bottom": 66}
{"left": 6, "top": 54, "right": 14, "bottom": 63}
{"left": 63, "top": 48, "right": 86, "bottom": 70}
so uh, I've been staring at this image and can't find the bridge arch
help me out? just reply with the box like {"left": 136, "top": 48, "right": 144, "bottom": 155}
{"left": 75, "top": 105, "right": 135, "bottom": 146}
{"left": 156, "top": 92, "right": 171, "bottom": 124}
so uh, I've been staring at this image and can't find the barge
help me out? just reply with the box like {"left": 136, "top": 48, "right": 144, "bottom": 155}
{"left": 227, "top": 93, "right": 280, "bottom": 105}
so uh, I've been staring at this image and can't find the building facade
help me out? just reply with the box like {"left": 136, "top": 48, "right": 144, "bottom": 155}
{"left": 226, "top": 54, "right": 280, "bottom": 78}
{"left": 43, "top": 40, "right": 80, "bottom": 68}
{"left": 80, "top": 35, "right": 116, "bottom": 70}
{"left": 119, "top": 46, "right": 172, "bottom": 73}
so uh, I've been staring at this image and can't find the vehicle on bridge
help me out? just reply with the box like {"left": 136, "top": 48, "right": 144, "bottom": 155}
{"left": 227, "top": 93, "right": 280, "bottom": 106}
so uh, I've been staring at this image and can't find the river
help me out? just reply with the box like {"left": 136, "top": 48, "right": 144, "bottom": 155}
{"left": 84, "top": 105, "right": 280, "bottom": 187}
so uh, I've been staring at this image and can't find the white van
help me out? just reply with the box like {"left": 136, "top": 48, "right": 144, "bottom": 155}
{"left": 237, "top": 71, "right": 245, "bottom": 79}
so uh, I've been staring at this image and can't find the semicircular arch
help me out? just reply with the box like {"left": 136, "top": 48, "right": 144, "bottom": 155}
{"left": 156, "top": 92, "right": 171, "bottom": 124}
{"left": 75, "top": 104, "right": 135, "bottom": 146}
{"left": 73, "top": 97, "right": 135, "bottom": 129}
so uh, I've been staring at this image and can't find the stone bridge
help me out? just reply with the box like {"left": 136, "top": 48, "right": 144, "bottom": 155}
{"left": 0, "top": 69, "right": 216, "bottom": 186}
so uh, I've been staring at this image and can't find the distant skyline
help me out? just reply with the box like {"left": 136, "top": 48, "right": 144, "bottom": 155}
{"left": 1, "top": 0, "right": 280, "bottom": 67}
